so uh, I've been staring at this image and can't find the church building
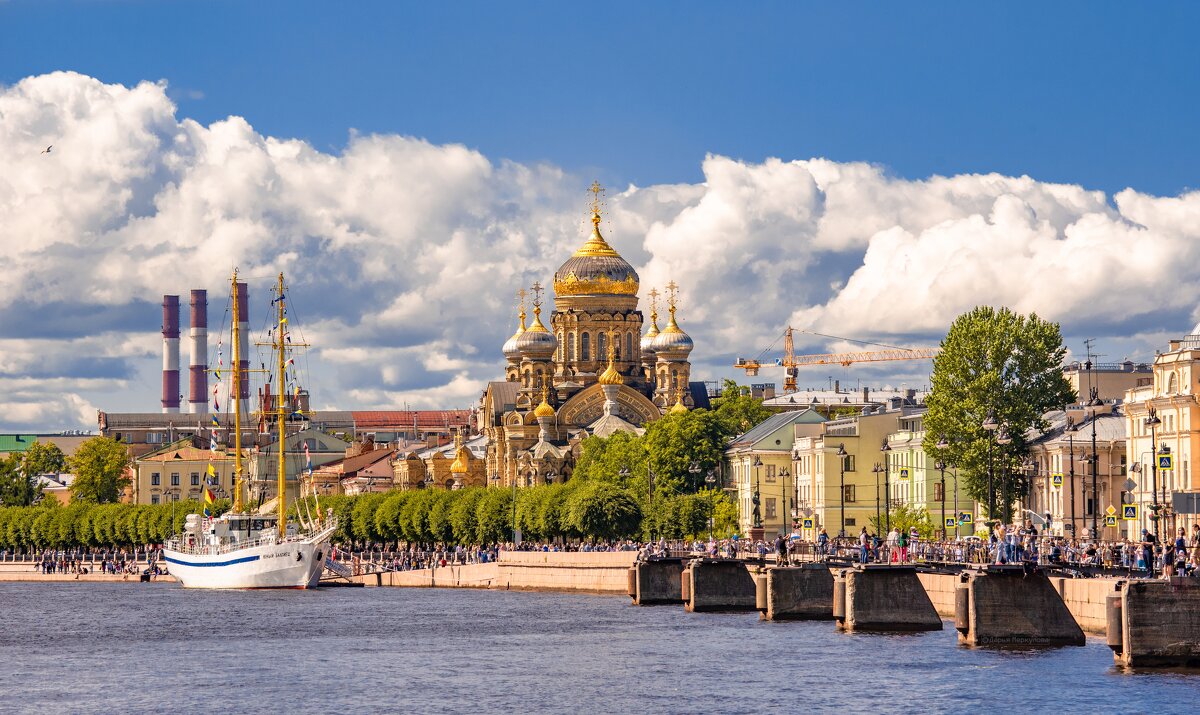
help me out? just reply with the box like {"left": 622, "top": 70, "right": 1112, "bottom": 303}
{"left": 478, "top": 183, "right": 708, "bottom": 488}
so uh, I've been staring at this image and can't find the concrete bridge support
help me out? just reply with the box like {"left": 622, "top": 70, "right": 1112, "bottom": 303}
{"left": 627, "top": 558, "right": 685, "bottom": 605}
{"left": 684, "top": 559, "right": 757, "bottom": 613}
{"left": 833, "top": 565, "right": 942, "bottom": 632}
{"left": 756, "top": 564, "right": 834, "bottom": 621}
{"left": 954, "top": 565, "right": 1084, "bottom": 647}
{"left": 1109, "top": 578, "right": 1200, "bottom": 667}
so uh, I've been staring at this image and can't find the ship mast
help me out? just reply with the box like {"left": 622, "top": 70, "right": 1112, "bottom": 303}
{"left": 231, "top": 271, "right": 244, "bottom": 513}
{"left": 276, "top": 272, "right": 288, "bottom": 539}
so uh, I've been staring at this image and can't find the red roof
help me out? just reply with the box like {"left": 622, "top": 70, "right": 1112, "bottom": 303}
{"left": 351, "top": 410, "right": 471, "bottom": 430}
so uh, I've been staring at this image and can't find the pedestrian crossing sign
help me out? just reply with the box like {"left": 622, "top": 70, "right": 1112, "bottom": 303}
{"left": 945, "top": 517, "right": 956, "bottom": 528}
{"left": 1052, "top": 473, "right": 1063, "bottom": 487}
{"left": 959, "top": 512, "right": 973, "bottom": 525}
{"left": 1158, "top": 454, "right": 1173, "bottom": 470}
{"left": 1122, "top": 504, "right": 1138, "bottom": 521}
{"left": 802, "top": 518, "right": 814, "bottom": 529}
{"left": 1105, "top": 515, "right": 1117, "bottom": 527}
{"left": 900, "top": 468, "right": 910, "bottom": 479}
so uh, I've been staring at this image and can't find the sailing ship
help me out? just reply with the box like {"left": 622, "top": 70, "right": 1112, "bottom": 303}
{"left": 164, "top": 272, "right": 336, "bottom": 589}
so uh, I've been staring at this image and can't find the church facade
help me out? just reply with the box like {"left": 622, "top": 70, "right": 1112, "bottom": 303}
{"left": 478, "top": 184, "right": 706, "bottom": 488}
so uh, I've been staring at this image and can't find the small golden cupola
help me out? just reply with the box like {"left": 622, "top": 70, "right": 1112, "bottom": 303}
{"left": 640, "top": 287, "right": 661, "bottom": 357}
{"left": 651, "top": 280, "right": 694, "bottom": 356}
{"left": 553, "top": 182, "right": 640, "bottom": 305}
{"left": 502, "top": 289, "right": 527, "bottom": 362}
{"left": 449, "top": 431, "right": 469, "bottom": 475}
{"left": 598, "top": 329, "right": 625, "bottom": 386}
{"left": 533, "top": 384, "right": 557, "bottom": 418}
{"left": 514, "top": 282, "right": 558, "bottom": 358}
{"left": 669, "top": 385, "right": 689, "bottom": 414}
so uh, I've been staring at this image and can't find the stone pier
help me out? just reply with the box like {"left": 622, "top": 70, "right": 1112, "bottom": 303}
{"left": 629, "top": 558, "right": 685, "bottom": 605}
{"left": 684, "top": 559, "right": 757, "bottom": 613}
{"left": 759, "top": 564, "right": 834, "bottom": 621}
{"left": 955, "top": 565, "right": 1084, "bottom": 647}
{"left": 1111, "top": 578, "right": 1200, "bottom": 668}
{"left": 834, "top": 565, "right": 942, "bottom": 632}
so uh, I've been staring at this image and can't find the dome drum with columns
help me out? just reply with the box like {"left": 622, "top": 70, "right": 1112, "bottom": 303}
{"left": 482, "top": 183, "right": 704, "bottom": 489}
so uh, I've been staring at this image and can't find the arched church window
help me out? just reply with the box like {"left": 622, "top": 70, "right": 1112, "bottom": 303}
{"left": 626, "top": 333, "right": 633, "bottom": 361}
{"left": 556, "top": 331, "right": 563, "bottom": 361}
{"left": 1168, "top": 372, "right": 1178, "bottom": 394}
{"left": 597, "top": 331, "right": 607, "bottom": 361}
{"left": 581, "top": 333, "right": 590, "bottom": 362}
{"left": 567, "top": 333, "right": 576, "bottom": 362}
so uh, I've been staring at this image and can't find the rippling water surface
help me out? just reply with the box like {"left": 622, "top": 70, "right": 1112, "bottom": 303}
{"left": 1, "top": 582, "right": 1198, "bottom": 714}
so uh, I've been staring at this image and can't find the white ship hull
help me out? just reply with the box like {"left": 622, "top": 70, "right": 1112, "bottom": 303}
{"left": 164, "top": 530, "right": 333, "bottom": 589}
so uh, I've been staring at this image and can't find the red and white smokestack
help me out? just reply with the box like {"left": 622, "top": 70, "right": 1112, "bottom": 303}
{"left": 188, "top": 289, "right": 208, "bottom": 414}
{"left": 161, "top": 295, "right": 181, "bottom": 413}
{"left": 236, "top": 282, "right": 250, "bottom": 416}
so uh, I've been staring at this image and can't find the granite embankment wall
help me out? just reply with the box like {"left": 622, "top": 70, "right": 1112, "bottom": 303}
{"left": 355, "top": 551, "right": 638, "bottom": 593}
{"left": 0, "top": 562, "right": 175, "bottom": 583}
{"left": 916, "top": 571, "right": 1116, "bottom": 634}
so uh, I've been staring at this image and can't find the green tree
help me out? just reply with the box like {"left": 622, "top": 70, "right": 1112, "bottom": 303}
{"left": 923, "top": 307, "right": 1075, "bottom": 522}
{"left": 711, "top": 379, "right": 773, "bottom": 439}
{"left": 642, "top": 409, "right": 727, "bottom": 494}
{"left": 68, "top": 437, "right": 131, "bottom": 503}
{"left": 565, "top": 481, "right": 642, "bottom": 541}
{"left": 23, "top": 441, "right": 67, "bottom": 477}
{"left": 0, "top": 454, "right": 41, "bottom": 506}
{"left": 869, "top": 504, "right": 936, "bottom": 540}
{"left": 474, "top": 488, "right": 513, "bottom": 544}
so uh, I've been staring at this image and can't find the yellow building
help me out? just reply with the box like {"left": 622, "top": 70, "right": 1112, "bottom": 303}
{"left": 793, "top": 408, "right": 912, "bottom": 538}
{"left": 1124, "top": 335, "right": 1200, "bottom": 538}
{"left": 479, "top": 184, "right": 707, "bottom": 488}
{"left": 133, "top": 440, "right": 238, "bottom": 505}
{"left": 725, "top": 409, "right": 825, "bottom": 537}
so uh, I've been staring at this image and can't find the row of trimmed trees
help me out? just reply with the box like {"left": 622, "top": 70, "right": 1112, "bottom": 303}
{"left": 0, "top": 499, "right": 231, "bottom": 551}
{"left": 299, "top": 480, "right": 734, "bottom": 548}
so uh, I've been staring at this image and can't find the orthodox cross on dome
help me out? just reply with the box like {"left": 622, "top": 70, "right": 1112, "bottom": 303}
{"left": 516, "top": 287, "right": 527, "bottom": 322}
{"left": 647, "top": 287, "right": 659, "bottom": 322}
{"left": 589, "top": 180, "right": 605, "bottom": 224}
{"left": 666, "top": 280, "right": 679, "bottom": 317}
{"left": 531, "top": 281, "right": 544, "bottom": 309}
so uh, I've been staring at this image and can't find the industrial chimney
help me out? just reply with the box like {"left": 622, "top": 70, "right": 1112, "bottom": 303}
{"left": 236, "top": 282, "right": 250, "bottom": 416}
{"left": 161, "top": 295, "right": 181, "bottom": 413}
{"left": 188, "top": 289, "right": 208, "bottom": 414}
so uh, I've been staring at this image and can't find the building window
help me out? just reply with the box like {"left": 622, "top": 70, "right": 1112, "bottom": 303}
{"left": 597, "top": 331, "right": 607, "bottom": 361}
{"left": 171, "top": 473, "right": 180, "bottom": 486}
{"left": 146, "top": 432, "right": 165, "bottom": 444}
{"left": 567, "top": 334, "right": 576, "bottom": 362}
{"left": 626, "top": 332, "right": 633, "bottom": 361}
{"left": 934, "top": 482, "right": 945, "bottom": 501}
{"left": 766, "top": 498, "right": 777, "bottom": 519}
{"left": 151, "top": 472, "right": 160, "bottom": 486}
{"left": 151, "top": 495, "right": 160, "bottom": 505}
{"left": 844, "top": 485, "right": 856, "bottom": 503}
{"left": 843, "top": 455, "right": 856, "bottom": 472}
{"left": 191, "top": 472, "right": 200, "bottom": 486}
{"left": 581, "top": 333, "right": 590, "bottom": 362}
{"left": 845, "top": 518, "right": 856, "bottom": 527}
{"left": 765, "top": 464, "right": 776, "bottom": 482}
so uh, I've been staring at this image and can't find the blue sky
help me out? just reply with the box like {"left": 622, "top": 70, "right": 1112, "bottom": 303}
{"left": 4, "top": 1, "right": 1197, "bottom": 195}
{"left": 2, "top": 2, "right": 1199, "bottom": 430}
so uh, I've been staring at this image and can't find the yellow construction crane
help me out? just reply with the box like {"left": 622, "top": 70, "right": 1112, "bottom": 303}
{"left": 734, "top": 327, "right": 941, "bottom": 393}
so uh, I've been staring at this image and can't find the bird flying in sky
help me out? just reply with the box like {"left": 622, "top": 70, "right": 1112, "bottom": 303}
{"left": 40, "top": 145, "right": 52, "bottom": 154}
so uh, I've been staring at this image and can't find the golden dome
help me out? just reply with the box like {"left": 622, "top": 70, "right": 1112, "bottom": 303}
{"left": 502, "top": 298, "right": 527, "bottom": 361}
{"left": 553, "top": 184, "right": 639, "bottom": 298}
{"left": 669, "top": 398, "right": 688, "bottom": 415}
{"left": 598, "top": 329, "right": 624, "bottom": 385}
{"left": 449, "top": 433, "right": 469, "bottom": 474}
{"left": 641, "top": 288, "right": 661, "bottom": 355}
{"left": 533, "top": 385, "right": 556, "bottom": 418}
{"left": 651, "top": 281, "right": 693, "bottom": 355}
{"left": 514, "top": 297, "right": 557, "bottom": 358}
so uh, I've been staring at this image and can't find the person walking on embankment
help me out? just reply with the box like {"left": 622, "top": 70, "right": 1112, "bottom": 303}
{"left": 858, "top": 527, "right": 870, "bottom": 564}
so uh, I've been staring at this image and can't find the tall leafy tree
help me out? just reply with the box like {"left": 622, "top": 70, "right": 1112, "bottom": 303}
{"left": 22, "top": 441, "right": 67, "bottom": 477}
{"left": 67, "top": 437, "right": 132, "bottom": 504}
{"left": 0, "top": 454, "right": 41, "bottom": 506}
{"left": 923, "top": 307, "right": 1075, "bottom": 522}
{"left": 711, "top": 379, "right": 773, "bottom": 439}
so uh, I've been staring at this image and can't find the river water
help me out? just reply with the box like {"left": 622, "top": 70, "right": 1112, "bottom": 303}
{"left": 1, "top": 582, "right": 1197, "bottom": 714}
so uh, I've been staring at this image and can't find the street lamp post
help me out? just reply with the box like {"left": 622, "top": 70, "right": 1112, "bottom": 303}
{"left": 837, "top": 444, "right": 847, "bottom": 538}
{"left": 705, "top": 473, "right": 717, "bottom": 543}
{"left": 779, "top": 467, "right": 791, "bottom": 536}
{"left": 996, "top": 425, "right": 1012, "bottom": 525}
{"left": 1146, "top": 408, "right": 1161, "bottom": 543}
{"left": 752, "top": 456, "right": 763, "bottom": 531}
{"left": 1088, "top": 388, "right": 1102, "bottom": 540}
{"left": 880, "top": 439, "right": 892, "bottom": 533}
{"left": 952, "top": 466, "right": 960, "bottom": 539}
{"left": 871, "top": 463, "right": 882, "bottom": 535}
{"left": 983, "top": 412, "right": 998, "bottom": 524}
{"left": 936, "top": 435, "right": 950, "bottom": 540}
